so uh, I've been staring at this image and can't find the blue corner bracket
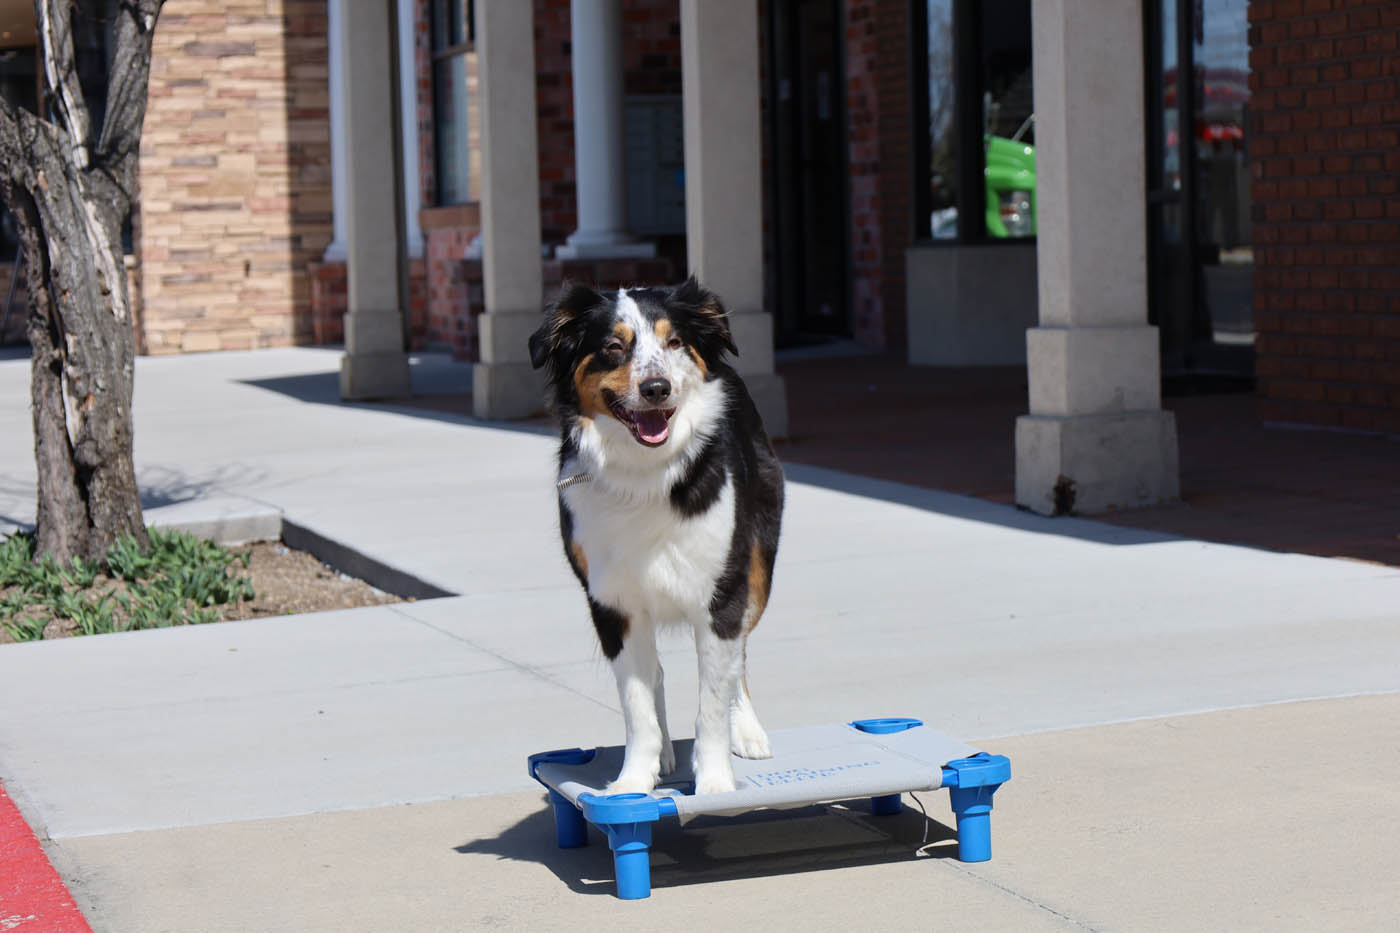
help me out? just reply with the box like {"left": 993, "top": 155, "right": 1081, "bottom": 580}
{"left": 942, "top": 753, "right": 1013, "bottom": 862}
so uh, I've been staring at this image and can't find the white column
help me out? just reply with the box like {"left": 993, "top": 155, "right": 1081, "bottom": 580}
{"left": 473, "top": 0, "right": 546, "bottom": 419}
{"left": 1014, "top": 0, "right": 1177, "bottom": 514}
{"left": 322, "top": 0, "right": 348, "bottom": 263}
{"left": 555, "top": 0, "right": 655, "bottom": 259}
{"left": 681, "top": 0, "right": 787, "bottom": 436}
{"left": 338, "top": 0, "right": 410, "bottom": 400}
{"left": 396, "top": 0, "right": 424, "bottom": 259}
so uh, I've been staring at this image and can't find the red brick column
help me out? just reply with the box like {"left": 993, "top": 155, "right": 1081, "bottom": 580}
{"left": 845, "top": 0, "right": 913, "bottom": 352}
{"left": 1249, "top": 0, "right": 1400, "bottom": 432}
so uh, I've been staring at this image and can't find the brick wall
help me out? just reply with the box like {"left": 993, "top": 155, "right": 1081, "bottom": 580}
{"left": 1249, "top": 0, "right": 1400, "bottom": 433}
{"left": 844, "top": 0, "right": 913, "bottom": 351}
{"left": 138, "top": 0, "right": 332, "bottom": 354}
{"left": 412, "top": 0, "right": 683, "bottom": 362}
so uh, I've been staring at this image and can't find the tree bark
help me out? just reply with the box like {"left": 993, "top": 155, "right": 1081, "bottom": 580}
{"left": 0, "top": 0, "right": 164, "bottom": 563}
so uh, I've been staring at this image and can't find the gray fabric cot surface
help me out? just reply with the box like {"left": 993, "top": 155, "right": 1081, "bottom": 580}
{"left": 534, "top": 722, "right": 980, "bottom": 821}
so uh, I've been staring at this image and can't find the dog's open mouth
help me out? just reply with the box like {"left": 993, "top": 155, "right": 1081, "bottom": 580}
{"left": 609, "top": 400, "right": 675, "bottom": 446}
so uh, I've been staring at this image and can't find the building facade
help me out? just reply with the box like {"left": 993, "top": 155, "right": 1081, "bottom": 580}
{"left": 1, "top": 1, "right": 1398, "bottom": 500}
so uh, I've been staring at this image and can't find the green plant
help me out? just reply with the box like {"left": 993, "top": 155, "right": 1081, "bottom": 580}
{"left": 0, "top": 527, "right": 255, "bottom": 641}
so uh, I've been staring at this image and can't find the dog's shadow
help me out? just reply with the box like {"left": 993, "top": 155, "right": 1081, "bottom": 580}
{"left": 454, "top": 791, "right": 961, "bottom": 896}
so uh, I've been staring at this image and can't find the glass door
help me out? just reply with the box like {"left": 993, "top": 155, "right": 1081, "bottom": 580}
{"left": 1146, "top": 0, "right": 1254, "bottom": 386}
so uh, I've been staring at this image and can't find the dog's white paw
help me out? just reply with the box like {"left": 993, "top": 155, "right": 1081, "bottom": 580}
{"left": 730, "top": 711, "right": 772, "bottom": 760}
{"left": 604, "top": 771, "right": 659, "bottom": 796}
{"left": 694, "top": 769, "right": 737, "bottom": 795}
{"left": 659, "top": 740, "right": 677, "bottom": 776}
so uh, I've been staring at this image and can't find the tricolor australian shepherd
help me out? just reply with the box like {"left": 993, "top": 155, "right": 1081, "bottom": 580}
{"left": 528, "top": 278, "right": 784, "bottom": 795}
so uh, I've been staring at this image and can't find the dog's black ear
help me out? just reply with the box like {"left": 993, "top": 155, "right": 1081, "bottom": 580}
{"left": 671, "top": 276, "right": 739, "bottom": 358}
{"left": 531, "top": 281, "right": 605, "bottom": 378}
{"left": 528, "top": 325, "right": 551, "bottom": 370}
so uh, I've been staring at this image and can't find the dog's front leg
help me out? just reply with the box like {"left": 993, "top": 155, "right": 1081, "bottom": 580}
{"left": 605, "top": 625, "right": 668, "bottom": 795}
{"left": 693, "top": 625, "right": 745, "bottom": 794}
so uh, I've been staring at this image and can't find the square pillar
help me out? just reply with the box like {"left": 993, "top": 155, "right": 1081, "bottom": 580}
{"left": 1014, "top": 0, "right": 1177, "bottom": 514}
{"left": 338, "top": 0, "right": 410, "bottom": 400}
{"left": 680, "top": 0, "right": 787, "bottom": 437}
{"left": 473, "top": 0, "right": 547, "bottom": 419}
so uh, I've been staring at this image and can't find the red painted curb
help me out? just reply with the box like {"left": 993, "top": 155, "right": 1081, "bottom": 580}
{"left": 0, "top": 781, "right": 92, "bottom": 932}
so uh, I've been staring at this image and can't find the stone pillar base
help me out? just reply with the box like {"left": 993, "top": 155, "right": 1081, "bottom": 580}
{"left": 473, "top": 362, "right": 548, "bottom": 420}
{"left": 739, "top": 371, "right": 789, "bottom": 441}
{"left": 554, "top": 240, "right": 657, "bottom": 261}
{"left": 1015, "top": 410, "right": 1178, "bottom": 515}
{"left": 340, "top": 350, "right": 410, "bottom": 400}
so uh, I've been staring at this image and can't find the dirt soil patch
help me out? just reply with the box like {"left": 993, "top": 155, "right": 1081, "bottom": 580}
{"left": 0, "top": 540, "right": 404, "bottom": 644}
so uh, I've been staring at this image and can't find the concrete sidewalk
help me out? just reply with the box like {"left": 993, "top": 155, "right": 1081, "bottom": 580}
{"left": 1, "top": 347, "right": 1398, "bottom": 931}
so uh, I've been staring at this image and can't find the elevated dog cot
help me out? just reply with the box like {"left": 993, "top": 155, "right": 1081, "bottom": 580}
{"left": 528, "top": 717, "right": 1012, "bottom": 899}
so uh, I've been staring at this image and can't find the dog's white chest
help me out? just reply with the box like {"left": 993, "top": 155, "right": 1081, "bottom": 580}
{"left": 565, "top": 474, "right": 735, "bottom": 623}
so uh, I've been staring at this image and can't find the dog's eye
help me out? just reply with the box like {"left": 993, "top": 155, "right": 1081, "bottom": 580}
{"left": 604, "top": 339, "right": 625, "bottom": 355}
{"left": 667, "top": 336, "right": 683, "bottom": 350}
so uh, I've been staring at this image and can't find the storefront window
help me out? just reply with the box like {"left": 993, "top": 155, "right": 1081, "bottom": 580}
{"left": 431, "top": 0, "right": 479, "bottom": 205}
{"left": 916, "top": 0, "right": 1035, "bottom": 242}
{"left": 979, "top": 0, "right": 1034, "bottom": 239}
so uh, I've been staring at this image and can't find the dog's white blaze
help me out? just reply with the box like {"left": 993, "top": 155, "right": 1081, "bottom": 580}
{"left": 616, "top": 290, "right": 666, "bottom": 382}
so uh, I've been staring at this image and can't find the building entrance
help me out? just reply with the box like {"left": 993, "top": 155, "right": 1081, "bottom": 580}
{"left": 1147, "top": 0, "right": 1254, "bottom": 386}
{"left": 768, "top": 0, "right": 850, "bottom": 344}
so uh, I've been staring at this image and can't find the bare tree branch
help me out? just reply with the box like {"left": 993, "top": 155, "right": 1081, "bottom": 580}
{"left": 95, "top": 0, "right": 165, "bottom": 199}
{"left": 35, "top": 0, "right": 93, "bottom": 169}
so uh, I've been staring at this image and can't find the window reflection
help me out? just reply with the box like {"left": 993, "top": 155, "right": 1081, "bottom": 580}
{"left": 926, "top": 0, "right": 957, "bottom": 239}
{"left": 980, "top": 0, "right": 1034, "bottom": 238}
{"left": 920, "top": 0, "right": 1035, "bottom": 241}
{"left": 431, "top": 0, "right": 480, "bottom": 205}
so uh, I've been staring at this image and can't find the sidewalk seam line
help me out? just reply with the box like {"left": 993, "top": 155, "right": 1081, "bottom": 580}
{"left": 386, "top": 606, "right": 619, "bottom": 714}
{"left": 941, "top": 861, "right": 1105, "bottom": 931}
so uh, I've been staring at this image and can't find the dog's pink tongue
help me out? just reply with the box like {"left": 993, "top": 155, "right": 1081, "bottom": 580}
{"left": 635, "top": 409, "right": 670, "bottom": 444}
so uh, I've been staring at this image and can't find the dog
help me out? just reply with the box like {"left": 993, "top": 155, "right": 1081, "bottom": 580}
{"left": 528, "top": 277, "right": 784, "bottom": 795}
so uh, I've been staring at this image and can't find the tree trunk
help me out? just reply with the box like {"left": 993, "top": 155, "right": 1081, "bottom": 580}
{"left": 0, "top": 0, "right": 164, "bottom": 563}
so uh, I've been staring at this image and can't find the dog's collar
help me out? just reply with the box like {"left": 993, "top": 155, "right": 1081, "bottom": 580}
{"left": 556, "top": 471, "right": 592, "bottom": 492}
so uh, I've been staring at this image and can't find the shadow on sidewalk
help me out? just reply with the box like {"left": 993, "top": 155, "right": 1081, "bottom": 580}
{"left": 454, "top": 792, "right": 959, "bottom": 896}
{"left": 239, "top": 350, "right": 1400, "bottom": 566}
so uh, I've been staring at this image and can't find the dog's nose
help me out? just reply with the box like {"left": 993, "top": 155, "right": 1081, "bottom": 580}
{"left": 639, "top": 377, "right": 672, "bottom": 404}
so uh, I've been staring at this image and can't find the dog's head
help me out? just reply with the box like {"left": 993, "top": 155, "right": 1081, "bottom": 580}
{"left": 529, "top": 277, "right": 737, "bottom": 449}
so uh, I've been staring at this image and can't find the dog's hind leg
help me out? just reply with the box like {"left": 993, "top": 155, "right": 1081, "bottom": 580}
{"left": 654, "top": 662, "right": 677, "bottom": 776}
{"left": 729, "top": 648, "right": 771, "bottom": 760}
{"left": 605, "top": 622, "right": 668, "bottom": 795}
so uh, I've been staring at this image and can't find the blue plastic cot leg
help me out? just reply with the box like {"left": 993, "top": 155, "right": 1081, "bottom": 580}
{"left": 942, "top": 754, "right": 1012, "bottom": 862}
{"left": 528, "top": 748, "right": 598, "bottom": 849}
{"left": 870, "top": 793, "right": 904, "bottom": 815}
{"left": 849, "top": 718, "right": 926, "bottom": 816}
{"left": 548, "top": 790, "right": 589, "bottom": 848}
{"left": 578, "top": 792, "right": 674, "bottom": 900}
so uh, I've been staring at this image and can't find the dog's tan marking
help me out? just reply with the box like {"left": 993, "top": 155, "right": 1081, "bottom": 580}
{"left": 612, "top": 321, "right": 635, "bottom": 344}
{"left": 744, "top": 541, "right": 770, "bottom": 633}
{"left": 573, "top": 352, "right": 632, "bottom": 421}
{"left": 569, "top": 541, "right": 589, "bottom": 578}
{"left": 654, "top": 318, "right": 673, "bottom": 342}
{"left": 687, "top": 347, "right": 708, "bottom": 379}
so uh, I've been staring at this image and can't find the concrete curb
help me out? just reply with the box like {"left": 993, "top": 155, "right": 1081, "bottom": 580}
{"left": 142, "top": 496, "right": 283, "bottom": 547}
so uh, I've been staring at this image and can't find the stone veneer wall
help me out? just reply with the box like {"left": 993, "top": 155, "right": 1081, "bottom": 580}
{"left": 137, "top": 0, "right": 332, "bottom": 353}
